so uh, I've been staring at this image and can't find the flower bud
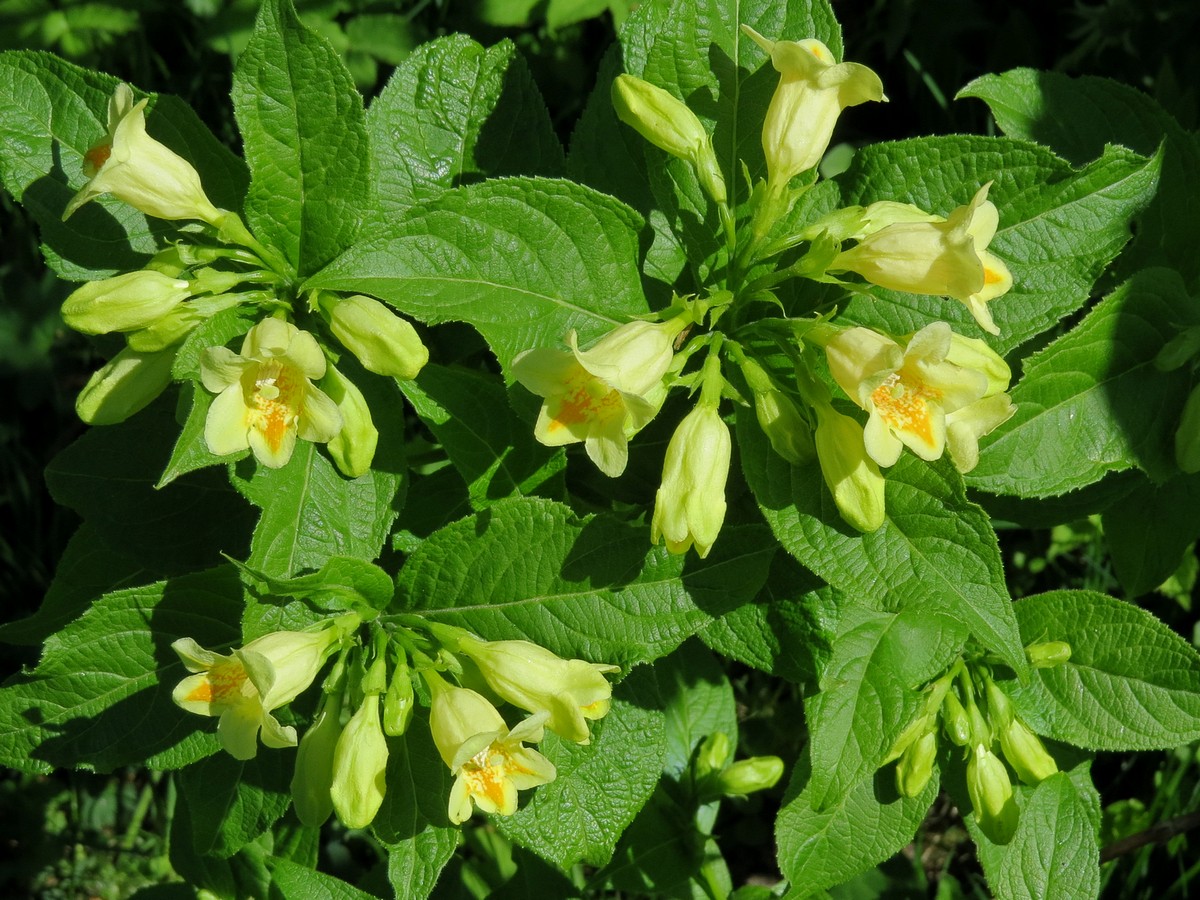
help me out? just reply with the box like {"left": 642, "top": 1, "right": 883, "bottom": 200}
{"left": 330, "top": 693, "right": 389, "bottom": 829}
{"left": 895, "top": 729, "right": 937, "bottom": 798}
{"left": 61, "top": 270, "right": 192, "bottom": 335}
{"left": 76, "top": 345, "right": 176, "bottom": 425}
{"left": 291, "top": 690, "right": 343, "bottom": 827}
{"left": 1027, "top": 640, "right": 1071, "bottom": 669}
{"left": 382, "top": 661, "right": 414, "bottom": 737}
{"left": 695, "top": 732, "right": 733, "bottom": 780}
{"left": 1176, "top": 384, "right": 1200, "bottom": 473}
{"left": 612, "top": 74, "right": 727, "bottom": 204}
{"left": 812, "top": 403, "right": 885, "bottom": 532}
{"left": 717, "top": 755, "right": 785, "bottom": 796}
{"left": 739, "top": 356, "right": 814, "bottom": 463}
{"left": 999, "top": 716, "right": 1058, "bottom": 785}
{"left": 967, "top": 744, "right": 1019, "bottom": 844}
{"left": 651, "top": 402, "right": 732, "bottom": 558}
{"left": 325, "top": 295, "right": 428, "bottom": 380}
{"left": 941, "top": 689, "right": 972, "bottom": 746}
{"left": 321, "top": 364, "right": 379, "bottom": 478}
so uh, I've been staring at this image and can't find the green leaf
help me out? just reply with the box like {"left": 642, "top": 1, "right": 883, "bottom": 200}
{"left": 775, "top": 746, "right": 938, "bottom": 896}
{"left": 0, "top": 566, "right": 241, "bottom": 773}
{"left": 835, "top": 137, "right": 1161, "bottom": 354}
{"left": 237, "top": 556, "right": 395, "bottom": 615}
{"left": 366, "top": 33, "right": 563, "bottom": 220}
{"left": 658, "top": 640, "right": 738, "bottom": 777}
{"left": 737, "top": 410, "right": 1026, "bottom": 672}
{"left": 269, "top": 858, "right": 379, "bottom": 900}
{"left": 498, "top": 667, "right": 666, "bottom": 869}
{"left": 399, "top": 363, "right": 565, "bottom": 509}
{"left": 0, "top": 50, "right": 246, "bottom": 279}
{"left": 393, "top": 497, "right": 775, "bottom": 669}
{"left": 972, "top": 764, "right": 1101, "bottom": 900}
{"left": 305, "top": 177, "right": 649, "bottom": 371}
{"left": 959, "top": 68, "right": 1200, "bottom": 289}
{"left": 230, "top": 437, "right": 405, "bottom": 579}
{"left": 180, "top": 751, "right": 292, "bottom": 858}
{"left": 169, "top": 811, "right": 272, "bottom": 900}
{"left": 44, "top": 396, "right": 257, "bottom": 576}
{"left": 1102, "top": 473, "right": 1200, "bottom": 597}
{"left": 232, "top": 0, "right": 368, "bottom": 277}
{"left": 969, "top": 269, "right": 1200, "bottom": 497}
{"left": 1007, "top": 591, "right": 1200, "bottom": 750}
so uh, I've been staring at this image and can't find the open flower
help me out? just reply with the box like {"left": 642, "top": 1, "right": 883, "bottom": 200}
{"left": 427, "top": 676, "right": 556, "bottom": 825}
{"left": 201, "top": 317, "right": 342, "bottom": 468}
{"left": 512, "top": 319, "right": 682, "bottom": 477}
{"left": 63, "top": 83, "right": 222, "bottom": 224}
{"left": 651, "top": 402, "right": 731, "bottom": 557}
{"left": 456, "top": 636, "right": 619, "bottom": 744}
{"left": 742, "top": 26, "right": 885, "bottom": 189}
{"left": 826, "top": 322, "right": 992, "bottom": 467}
{"left": 171, "top": 626, "right": 345, "bottom": 760}
{"left": 828, "top": 184, "right": 1012, "bottom": 334}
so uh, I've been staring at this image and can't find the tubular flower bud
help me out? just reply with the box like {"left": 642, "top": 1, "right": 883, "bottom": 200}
{"left": 742, "top": 26, "right": 885, "bottom": 190}
{"left": 512, "top": 319, "right": 683, "bottom": 477}
{"left": 1027, "top": 641, "right": 1072, "bottom": 669}
{"left": 61, "top": 270, "right": 192, "bottom": 335}
{"left": 75, "top": 344, "right": 176, "bottom": 425}
{"left": 382, "top": 661, "right": 415, "bottom": 737}
{"left": 171, "top": 623, "right": 348, "bottom": 760}
{"left": 695, "top": 732, "right": 733, "bottom": 779}
{"left": 1176, "top": 384, "right": 1200, "bottom": 473}
{"left": 812, "top": 403, "right": 886, "bottom": 532}
{"left": 63, "top": 83, "right": 222, "bottom": 224}
{"left": 942, "top": 689, "right": 972, "bottom": 747}
{"left": 739, "top": 356, "right": 814, "bottom": 463}
{"left": 718, "top": 755, "right": 785, "bottom": 796}
{"left": 967, "top": 744, "right": 1019, "bottom": 844}
{"left": 200, "top": 317, "right": 343, "bottom": 469}
{"left": 895, "top": 729, "right": 937, "bottom": 798}
{"left": 651, "top": 402, "right": 732, "bottom": 558}
{"left": 998, "top": 717, "right": 1058, "bottom": 785}
{"left": 456, "top": 636, "right": 619, "bottom": 744}
{"left": 612, "top": 74, "right": 727, "bottom": 204}
{"left": 826, "top": 322, "right": 993, "bottom": 467}
{"left": 330, "top": 692, "right": 389, "bottom": 828}
{"left": 829, "top": 184, "right": 1012, "bottom": 335}
{"left": 427, "top": 676, "right": 556, "bottom": 825}
{"left": 321, "top": 364, "right": 379, "bottom": 479}
{"left": 324, "top": 294, "right": 428, "bottom": 380}
{"left": 291, "top": 690, "right": 343, "bottom": 827}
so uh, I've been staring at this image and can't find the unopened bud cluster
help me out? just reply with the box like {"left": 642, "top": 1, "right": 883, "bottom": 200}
{"left": 60, "top": 83, "right": 427, "bottom": 477}
{"left": 169, "top": 616, "right": 619, "bottom": 829}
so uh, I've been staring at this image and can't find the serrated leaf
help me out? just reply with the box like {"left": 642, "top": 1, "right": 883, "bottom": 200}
{"left": 1102, "top": 473, "right": 1200, "bottom": 597}
{"left": 0, "top": 51, "right": 246, "bottom": 279}
{"left": 959, "top": 68, "right": 1200, "bottom": 289}
{"left": 366, "top": 33, "right": 563, "bottom": 220}
{"left": 305, "top": 178, "right": 648, "bottom": 371}
{"left": 269, "top": 858, "right": 379, "bottom": 900}
{"left": 230, "top": 438, "right": 404, "bottom": 579}
{"left": 180, "top": 751, "right": 292, "bottom": 858}
{"left": 805, "top": 605, "right": 967, "bottom": 809}
{"left": 232, "top": 0, "right": 368, "bottom": 277}
{"left": 398, "top": 363, "right": 565, "bottom": 509}
{"left": 170, "top": 810, "right": 272, "bottom": 900}
{"left": 775, "top": 746, "right": 938, "bottom": 897}
{"left": 498, "top": 668, "right": 666, "bottom": 869}
{"left": 972, "top": 764, "right": 1101, "bottom": 900}
{"left": 44, "top": 396, "right": 256, "bottom": 576}
{"left": 737, "top": 410, "right": 1026, "bottom": 672}
{"left": 393, "top": 497, "right": 774, "bottom": 669}
{"left": 969, "top": 268, "right": 1200, "bottom": 497}
{"left": 834, "top": 137, "right": 1160, "bottom": 354}
{"left": 0, "top": 567, "right": 241, "bottom": 773}
{"left": 237, "top": 555, "right": 394, "bottom": 615}
{"left": 1006, "top": 591, "right": 1200, "bottom": 750}
{"left": 657, "top": 640, "right": 738, "bottom": 777}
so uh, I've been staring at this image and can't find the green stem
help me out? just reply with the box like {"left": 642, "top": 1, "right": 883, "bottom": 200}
{"left": 120, "top": 777, "right": 157, "bottom": 852}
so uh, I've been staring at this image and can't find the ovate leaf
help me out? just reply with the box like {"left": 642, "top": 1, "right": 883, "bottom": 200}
{"left": 179, "top": 751, "right": 292, "bottom": 858}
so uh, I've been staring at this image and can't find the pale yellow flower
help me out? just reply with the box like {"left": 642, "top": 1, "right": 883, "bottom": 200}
{"left": 651, "top": 403, "right": 731, "bottom": 558}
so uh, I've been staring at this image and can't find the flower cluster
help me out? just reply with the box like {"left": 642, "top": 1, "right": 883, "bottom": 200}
{"left": 60, "top": 83, "right": 427, "bottom": 476}
{"left": 512, "top": 31, "right": 1017, "bottom": 547}
{"left": 884, "top": 643, "right": 1069, "bottom": 844}
{"left": 170, "top": 618, "right": 619, "bottom": 830}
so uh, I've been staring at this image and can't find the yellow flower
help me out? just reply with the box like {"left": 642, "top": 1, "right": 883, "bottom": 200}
{"left": 826, "top": 323, "right": 992, "bottom": 467}
{"left": 829, "top": 184, "right": 1012, "bottom": 335}
{"left": 742, "top": 26, "right": 885, "bottom": 189}
{"left": 63, "top": 83, "right": 222, "bottom": 224}
{"left": 200, "top": 318, "right": 342, "bottom": 468}
{"left": 650, "top": 403, "right": 731, "bottom": 558}
{"left": 457, "top": 636, "right": 619, "bottom": 744}
{"left": 512, "top": 319, "right": 682, "bottom": 477}
{"left": 427, "top": 677, "right": 556, "bottom": 825}
{"left": 171, "top": 626, "right": 344, "bottom": 760}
